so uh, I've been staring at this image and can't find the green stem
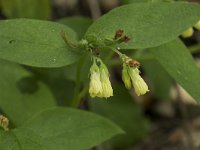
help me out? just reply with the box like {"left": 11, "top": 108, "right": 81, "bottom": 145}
{"left": 109, "top": 43, "right": 200, "bottom": 67}
{"left": 78, "top": 83, "right": 89, "bottom": 100}
{"left": 71, "top": 55, "right": 86, "bottom": 107}
{"left": 107, "top": 46, "right": 124, "bottom": 56}
{"left": 189, "top": 44, "right": 200, "bottom": 54}
{"left": 105, "top": 46, "right": 131, "bottom": 64}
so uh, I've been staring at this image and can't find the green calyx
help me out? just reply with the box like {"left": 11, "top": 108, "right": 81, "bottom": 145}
{"left": 122, "top": 64, "right": 132, "bottom": 90}
{"left": 90, "top": 57, "right": 99, "bottom": 73}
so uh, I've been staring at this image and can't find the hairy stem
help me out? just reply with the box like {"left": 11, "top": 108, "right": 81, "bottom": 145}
{"left": 71, "top": 55, "right": 86, "bottom": 107}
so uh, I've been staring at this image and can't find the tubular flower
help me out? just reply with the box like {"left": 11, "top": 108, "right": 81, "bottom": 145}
{"left": 181, "top": 27, "right": 194, "bottom": 38}
{"left": 194, "top": 20, "right": 200, "bottom": 30}
{"left": 122, "top": 64, "right": 131, "bottom": 90}
{"left": 127, "top": 67, "right": 149, "bottom": 96}
{"left": 99, "top": 64, "right": 113, "bottom": 98}
{"left": 89, "top": 63, "right": 103, "bottom": 98}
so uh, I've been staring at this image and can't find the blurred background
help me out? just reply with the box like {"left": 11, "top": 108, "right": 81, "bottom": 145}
{"left": 0, "top": 0, "right": 200, "bottom": 150}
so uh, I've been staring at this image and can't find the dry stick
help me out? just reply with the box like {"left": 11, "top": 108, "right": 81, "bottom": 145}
{"left": 176, "top": 84, "right": 195, "bottom": 150}
{"left": 87, "top": 0, "right": 101, "bottom": 20}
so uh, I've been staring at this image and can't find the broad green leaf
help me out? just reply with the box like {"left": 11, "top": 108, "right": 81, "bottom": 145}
{"left": 63, "top": 54, "right": 91, "bottom": 82}
{"left": 56, "top": 17, "right": 93, "bottom": 82}
{"left": 86, "top": 2, "right": 200, "bottom": 49}
{"left": 150, "top": 39, "right": 200, "bottom": 102}
{"left": 0, "top": 19, "right": 82, "bottom": 67}
{"left": 0, "top": 0, "right": 51, "bottom": 19}
{"left": 142, "top": 59, "right": 172, "bottom": 100}
{"left": 0, "top": 107, "right": 124, "bottom": 150}
{"left": 58, "top": 16, "right": 93, "bottom": 39}
{"left": 0, "top": 59, "right": 56, "bottom": 126}
{"left": 0, "top": 130, "right": 20, "bottom": 150}
{"left": 89, "top": 85, "right": 149, "bottom": 149}
{"left": 27, "top": 66, "right": 76, "bottom": 106}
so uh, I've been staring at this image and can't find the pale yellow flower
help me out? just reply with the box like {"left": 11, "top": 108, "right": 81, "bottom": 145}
{"left": 89, "top": 65, "right": 103, "bottom": 98}
{"left": 181, "top": 27, "right": 194, "bottom": 38}
{"left": 128, "top": 67, "right": 149, "bottom": 96}
{"left": 100, "top": 68, "right": 113, "bottom": 98}
{"left": 89, "top": 58, "right": 113, "bottom": 98}
{"left": 194, "top": 20, "right": 200, "bottom": 30}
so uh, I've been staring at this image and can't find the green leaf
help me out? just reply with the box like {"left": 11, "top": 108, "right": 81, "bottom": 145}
{"left": 142, "top": 59, "right": 172, "bottom": 100}
{"left": 63, "top": 54, "right": 91, "bottom": 82}
{"left": 27, "top": 66, "right": 76, "bottom": 106}
{"left": 0, "top": 0, "right": 51, "bottom": 19}
{"left": 150, "top": 39, "right": 200, "bottom": 102}
{"left": 58, "top": 16, "right": 93, "bottom": 39}
{"left": 0, "top": 19, "right": 82, "bottom": 67}
{"left": 89, "top": 85, "right": 149, "bottom": 149}
{"left": 0, "top": 107, "right": 124, "bottom": 150}
{"left": 86, "top": 2, "right": 200, "bottom": 49}
{"left": 0, "top": 59, "right": 56, "bottom": 126}
{"left": 0, "top": 130, "right": 20, "bottom": 150}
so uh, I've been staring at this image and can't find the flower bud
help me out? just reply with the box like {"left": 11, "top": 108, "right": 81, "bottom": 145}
{"left": 78, "top": 39, "right": 88, "bottom": 49}
{"left": 194, "top": 20, "right": 200, "bottom": 30}
{"left": 89, "top": 63, "right": 103, "bottom": 98}
{"left": 128, "top": 67, "right": 149, "bottom": 96}
{"left": 0, "top": 115, "right": 9, "bottom": 131}
{"left": 122, "top": 64, "right": 131, "bottom": 90}
{"left": 181, "top": 27, "right": 194, "bottom": 38}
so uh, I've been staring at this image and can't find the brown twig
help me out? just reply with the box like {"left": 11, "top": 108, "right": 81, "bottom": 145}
{"left": 87, "top": 0, "right": 101, "bottom": 20}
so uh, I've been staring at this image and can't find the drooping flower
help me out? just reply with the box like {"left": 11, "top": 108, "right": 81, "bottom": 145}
{"left": 99, "top": 63, "right": 113, "bottom": 98}
{"left": 181, "top": 27, "right": 194, "bottom": 38}
{"left": 89, "top": 63, "right": 103, "bottom": 98}
{"left": 89, "top": 58, "right": 113, "bottom": 98}
{"left": 194, "top": 20, "right": 200, "bottom": 30}
{"left": 127, "top": 67, "right": 149, "bottom": 96}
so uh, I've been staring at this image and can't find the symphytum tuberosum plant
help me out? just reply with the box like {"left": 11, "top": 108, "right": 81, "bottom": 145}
{"left": 0, "top": 0, "right": 200, "bottom": 149}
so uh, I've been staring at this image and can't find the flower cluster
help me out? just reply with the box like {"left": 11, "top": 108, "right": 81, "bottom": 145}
{"left": 122, "top": 59, "right": 149, "bottom": 96}
{"left": 62, "top": 28, "right": 150, "bottom": 99}
{"left": 89, "top": 58, "right": 113, "bottom": 98}
{"left": 87, "top": 29, "right": 149, "bottom": 98}
{"left": 89, "top": 55, "right": 149, "bottom": 98}
{"left": 181, "top": 20, "right": 200, "bottom": 38}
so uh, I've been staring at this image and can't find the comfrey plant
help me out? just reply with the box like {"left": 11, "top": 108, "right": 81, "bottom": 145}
{"left": 76, "top": 29, "right": 149, "bottom": 98}
{"left": 65, "top": 19, "right": 200, "bottom": 99}
{"left": 0, "top": 1, "right": 200, "bottom": 149}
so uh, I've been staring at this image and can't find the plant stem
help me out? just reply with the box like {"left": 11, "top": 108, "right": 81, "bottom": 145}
{"left": 71, "top": 55, "right": 86, "bottom": 108}
{"left": 78, "top": 83, "right": 89, "bottom": 100}
{"left": 189, "top": 43, "right": 200, "bottom": 54}
{"left": 108, "top": 43, "right": 200, "bottom": 67}
{"left": 107, "top": 46, "right": 124, "bottom": 56}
